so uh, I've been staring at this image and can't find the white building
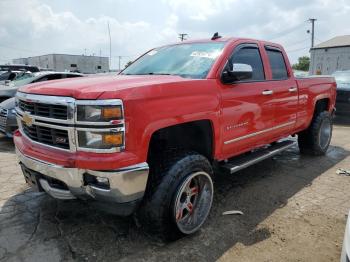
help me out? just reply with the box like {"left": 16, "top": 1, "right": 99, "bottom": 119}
{"left": 13, "top": 54, "right": 109, "bottom": 74}
{"left": 309, "top": 35, "right": 350, "bottom": 75}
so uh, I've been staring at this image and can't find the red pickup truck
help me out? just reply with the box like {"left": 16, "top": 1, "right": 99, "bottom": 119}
{"left": 14, "top": 36, "right": 336, "bottom": 239}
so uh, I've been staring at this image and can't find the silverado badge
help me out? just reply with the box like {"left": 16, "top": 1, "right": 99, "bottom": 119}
{"left": 22, "top": 112, "right": 34, "bottom": 127}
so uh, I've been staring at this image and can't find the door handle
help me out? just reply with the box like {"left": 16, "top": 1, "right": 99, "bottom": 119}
{"left": 262, "top": 90, "right": 273, "bottom": 95}
{"left": 289, "top": 87, "right": 298, "bottom": 93}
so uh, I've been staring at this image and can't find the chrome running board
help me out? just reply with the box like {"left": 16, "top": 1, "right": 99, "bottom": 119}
{"left": 221, "top": 140, "right": 296, "bottom": 174}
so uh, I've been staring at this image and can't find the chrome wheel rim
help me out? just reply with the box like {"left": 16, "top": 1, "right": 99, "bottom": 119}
{"left": 319, "top": 118, "right": 331, "bottom": 149}
{"left": 174, "top": 171, "right": 213, "bottom": 234}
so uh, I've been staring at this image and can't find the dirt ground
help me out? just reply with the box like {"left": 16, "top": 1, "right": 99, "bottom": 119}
{"left": 1, "top": 117, "right": 350, "bottom": 262}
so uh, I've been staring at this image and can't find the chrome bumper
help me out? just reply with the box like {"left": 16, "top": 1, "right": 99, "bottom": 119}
{"left": 16, "top": 148, "right": 149, "bottom": 204}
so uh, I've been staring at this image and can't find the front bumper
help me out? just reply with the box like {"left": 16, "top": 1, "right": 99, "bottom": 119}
{"left": 16, "top": 147, "right": 149, "bottom": 215}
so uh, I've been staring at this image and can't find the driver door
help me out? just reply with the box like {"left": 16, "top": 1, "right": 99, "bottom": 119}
{"left": 218, "top": 43, "right": 276, "bottom": 157}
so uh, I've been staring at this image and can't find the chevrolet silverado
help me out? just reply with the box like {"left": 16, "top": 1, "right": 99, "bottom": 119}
{"left": 14, "top": 36, "right": 336, "bottom": 239}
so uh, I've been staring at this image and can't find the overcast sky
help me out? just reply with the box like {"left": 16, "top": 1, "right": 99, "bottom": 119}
{"left": 1, "top": 0, "right": 350, "bottom": 69}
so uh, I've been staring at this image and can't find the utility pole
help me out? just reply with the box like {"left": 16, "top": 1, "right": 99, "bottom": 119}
{"left": 178, "top": 33, "right": 188, "bottom": 41}
{"left": 118, "top": 56, "right": 122, "bottom": 71}
{"left": 99, "top": 49, "right": 102, "bottom": 66}
{"left": 308, "top": 18, "right": 317, "bottom": 48}
{"left": 107, "top": 22, "right": 112, "bottom": 70}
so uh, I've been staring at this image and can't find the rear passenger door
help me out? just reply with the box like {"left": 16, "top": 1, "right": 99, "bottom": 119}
{"left": 263, "top": 46, "right": 298, "bottom": 137}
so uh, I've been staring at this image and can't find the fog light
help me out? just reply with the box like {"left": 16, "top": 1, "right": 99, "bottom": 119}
{"left": 103, "top": 133, "right": 123, "bottom": 146}
{"left": 84, "top": 173, "right": 110, "bottom": 189}
{"left": 96, "top": 176, "right": 109, "bottom": 185}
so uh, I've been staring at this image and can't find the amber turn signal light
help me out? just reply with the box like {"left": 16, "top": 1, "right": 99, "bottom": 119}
{"left": 102, "top": 107, "right": 122, "bottom": 120}
{"left": 102, "top": 132, "right": 123, "bottom": 146}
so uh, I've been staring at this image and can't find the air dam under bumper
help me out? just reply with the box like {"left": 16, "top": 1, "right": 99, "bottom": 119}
{"left": 16, "top": 148, "right": 149, "bottom": 215}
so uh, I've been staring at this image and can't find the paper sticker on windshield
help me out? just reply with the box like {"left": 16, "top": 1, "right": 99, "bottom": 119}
{"left": 190, "top": 50, "right": 222, "bottom": 59}
{"left": 148, "top": 50, "right": 158, "bottom": 56}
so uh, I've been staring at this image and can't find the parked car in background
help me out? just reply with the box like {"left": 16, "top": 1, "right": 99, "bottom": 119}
{"left": 293, "top": 70, "right": 309, "bottom": 78}
{"left": 0, "top": 70, "right": 34, "bottom": 85}
{"left": 0, "top": 72, "right": 84, "bottom": 103}
{"left": 0, "top": 64, "right": 39, "bottom": 73}
{"left": 0, "top": 98, "right": 16, "bottom": 137}
{"left": 0, "top": 72, "right": 84, "bottom": 136}
{"left": 332, "top": 70, "right": 350, "bottom": 116}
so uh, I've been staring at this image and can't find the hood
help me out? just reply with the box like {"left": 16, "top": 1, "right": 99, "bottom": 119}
{"left": 0, "top": 83, "right": 18, "bottom": 89}
{"left": 0, "top": 97, "right": 15, "bottom": 109}
{"left": 19, "top": 74, "right": 191, "bottom": 100}
{"left": 0, "top": 84, "right": 18, "bottom": 97}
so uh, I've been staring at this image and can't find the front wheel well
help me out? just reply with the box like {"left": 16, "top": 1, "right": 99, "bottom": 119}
{"left": 147, "top": 120, "right": 214, "bottom": 163}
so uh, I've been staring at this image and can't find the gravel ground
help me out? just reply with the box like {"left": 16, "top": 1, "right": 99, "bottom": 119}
{"left": 1, "top": 117, "right": 350, "bottom": 262}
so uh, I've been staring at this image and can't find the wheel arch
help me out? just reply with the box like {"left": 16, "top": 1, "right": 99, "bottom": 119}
{"left": 147, "top": 119, "right": 215, "bottom": 162}
{"left": 312, "top": 97, "right": 331, "bottom": 118}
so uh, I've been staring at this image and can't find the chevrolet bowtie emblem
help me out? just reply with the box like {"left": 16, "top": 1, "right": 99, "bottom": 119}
{"left": 23, "top": 112, "right": 34, "bottom": 127}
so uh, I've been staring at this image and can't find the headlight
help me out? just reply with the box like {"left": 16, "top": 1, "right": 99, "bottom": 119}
{"left": 77, "top": 105, "right": 123, "bottom": 122}
{"left": 76, "top": 100, "right": 124, "bottom": 152}
{"left": 78, "top": 130, "right": 124, "bottom": 150}
{"left": 11, "top": 108, "right": 16, "bottom": 114}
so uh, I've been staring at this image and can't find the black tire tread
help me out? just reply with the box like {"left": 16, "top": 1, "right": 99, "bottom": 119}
{"left": 298, "top": 111, "right": 332, "bottom": 155}
{"left": 138, "top": 151, "right": 213, "bottom": 240}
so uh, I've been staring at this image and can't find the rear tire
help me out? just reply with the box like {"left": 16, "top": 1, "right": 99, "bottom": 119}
{"left": 138, "top": 151, "right": 214, "bottom": 241}
{"left": 298, "top": 111, "right": 333, "bottom": 155}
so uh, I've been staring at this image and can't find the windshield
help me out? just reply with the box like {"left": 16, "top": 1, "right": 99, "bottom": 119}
{"left": 122, "top": 42, "right": 226, "bottom": 79}
{"left": 332, "top": 71, "right": 350, "bottom": 84}
{"left": 0, "top": 72, "right": 11, "bottom": 81}
{"left": 10, "top": 76, "right": 36, "bottom": 87}
{"left": 15, "top": 72, "right": 34, "bottom": 81}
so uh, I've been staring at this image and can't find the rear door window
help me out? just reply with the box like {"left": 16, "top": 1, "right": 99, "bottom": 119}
{"left": 265, "top": 48, "right": 288, "bottom": 80}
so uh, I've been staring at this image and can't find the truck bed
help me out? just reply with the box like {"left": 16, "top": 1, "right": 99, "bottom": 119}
{"left": 294, "top": 75, "right": 337, "bottom": 131}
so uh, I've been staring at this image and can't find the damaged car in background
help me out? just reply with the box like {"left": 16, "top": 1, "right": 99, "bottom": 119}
{"left": 332, "top": 70, "right": 350, "bottom": 116}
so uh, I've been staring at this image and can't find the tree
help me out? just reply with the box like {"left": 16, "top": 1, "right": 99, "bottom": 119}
{"left": 292, "top": 56, "right": 310, "bottom": 71}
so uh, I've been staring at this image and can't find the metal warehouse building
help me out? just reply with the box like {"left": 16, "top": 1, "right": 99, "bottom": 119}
{"left": 309, "top": 35, "right": 350, "bottom": 75}
{"left": 13, "top": 54, "right": 109, "bottom": 74}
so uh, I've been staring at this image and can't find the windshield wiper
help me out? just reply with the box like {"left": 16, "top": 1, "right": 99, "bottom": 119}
{"left": 122, "top": 72, "right": 173, "bottom": 76}
{"left": 145, "top": 72, "right": 172, "bottom": 75}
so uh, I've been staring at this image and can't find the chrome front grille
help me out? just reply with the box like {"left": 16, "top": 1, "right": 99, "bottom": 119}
{"left": 16, "top": 92, "right": 125, "bottom": 153}
{"left": 21, "top": 121, "right": 70, "bottom": 149}
{"left": 0, "top": 107, "right": 8, "bottom": 132}
{"left": 19, "top": 100, "right": 68, "bottom": 120}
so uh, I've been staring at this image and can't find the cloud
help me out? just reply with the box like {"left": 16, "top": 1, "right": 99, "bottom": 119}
{"left": 162, "top": 0, "right": 350, "bottom": 62}
{"left": 0, "top": 0, "right": 177, "bottom": 68}
{"left": 0, "top": 0, "right": 350, "bottom": 67}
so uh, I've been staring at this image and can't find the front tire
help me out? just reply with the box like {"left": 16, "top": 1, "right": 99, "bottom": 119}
{"left": 138, "top": 152, "right": 214, "bottom": 240}
{"left": 298, "top": 111, "right": 333, "bottom": 155}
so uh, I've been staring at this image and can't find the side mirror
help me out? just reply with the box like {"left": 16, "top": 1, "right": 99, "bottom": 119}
{"left": 222, "top": 63, "right": 253, "bottom": 84}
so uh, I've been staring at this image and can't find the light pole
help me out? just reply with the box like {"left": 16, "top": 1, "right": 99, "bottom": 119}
{"left": 308, "top": 18, "right": 317, "bottom": 48}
